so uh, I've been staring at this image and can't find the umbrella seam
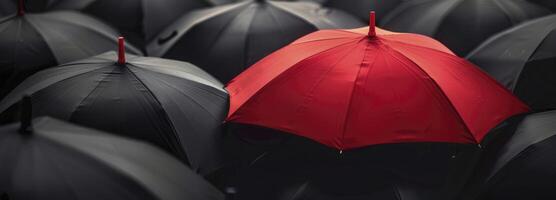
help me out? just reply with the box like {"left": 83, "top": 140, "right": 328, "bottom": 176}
{"left": 129, "top": 64, "right": 225, "bottom": 121}
{"left": 128, "top": 61, "right": 227, "bottom": 98}
{"left": 146, "top": 2, "right": 250, "bottom": 55}
{"left": 267, "top": 1, "right": 320, "bottom": 30}
{"left": 202, "top": 4, "right": 253, "bottom": 69}
{"left": 123, "top": 66, "right": 191, "bottom": 168}
{"left": 0, "top": 64, "right": 109, "bottom": 113}
{"left": 388, "top": 48, "right": 478, "bottom": 144}
{"left": 67, "top": 65, "right": 118, "bottom": 122}
{"left": 240, "top": 3, "right": 257, "bottom": 75}
{"left": 510, "top": 29, "right": 556, "bottom": 92}
{"left": 339, "top": 39, "right": 374, "bottom": 150}
{"left": 228, "top": 39, "right": 361, "bottom": 120}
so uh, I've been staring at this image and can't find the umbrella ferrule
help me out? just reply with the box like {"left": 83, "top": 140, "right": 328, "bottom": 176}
{"left": 118, "top": 37, "right": 126, "bottom": 65}
{"left": 17, "top": 0, "right": 25, "bottom": 16}
{"left": 368, "top": 11, "right": 376, "bottom": 38}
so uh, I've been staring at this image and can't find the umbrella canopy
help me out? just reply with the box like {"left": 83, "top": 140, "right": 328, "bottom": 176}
{"left": 0, "top": 8, "right": 142, "bottom": 99}
{"left": 0, "top": 98, "right": 224, "bottom": 200}
{"left": 529, "top": 0, "right": 556, "bottom": 10}
{"left": 0, "top": 0, "right": 229, "bottom": 46}
{"left": 0, "top": 39, "right": 229, "bottom": 175}
{"left": 381, "top": 0, "right": 550, "bottom": 56}
{"left": 471, "top": 110, "right": 556, "bottom": 200}
{"left": 321, "top": 0, "right": 407, "bottom": 23}
{"left": 226, "top": 14, "right": 529, "bottom": 151}
{"left": 467, "top": 15, "right": 556, "bottom": 111}
{"left": 147, "top": 0, "right": 364, "bottom": 83}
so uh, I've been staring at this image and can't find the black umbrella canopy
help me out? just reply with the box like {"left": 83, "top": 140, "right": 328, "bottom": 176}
{"left": 0, "top": 0, "right": 230, "bottom": 47}
{"left": 467, "top": 15, "right": 556, "bottom": 111}
{"left": 147, "top": 0, "right": 364, "bottom": 83}
{"left": 0, "top": 44, "right": 229, "bottom": 175}
{"left": 321, "top": 0, "right": 408, "bottom": 23}
{"left": 469, "top": 110, "right": 556, "bottom": 200}
{"left": 529, "top": 0, "right": 556, "bottom": 10}
{"left": 0, "top": 9, "right": 142, "bottom": 100}
{"left": 381, "top": 0, "right": 550, "bottom": 56}
{"left": 220, "top": 125, "right": 479, "bottom": 200}
{"left": 0, "top": 109, "right": 224, "bottom": 200}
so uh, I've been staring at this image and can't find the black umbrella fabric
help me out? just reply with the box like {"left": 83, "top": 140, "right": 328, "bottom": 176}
{"left": 147, "top": 0, "right": 364, "bottom": 83}
{"left": 0, "top": 105, "right": 224, "bottom": 200}
{"left": 469, "top": 110, "right": 556, "bottom": 200}
{"left": 529, "top": 0, "right": 556, "bottom": 10}
{"left": 0, "top": 10, "right": 142, "bottom": 99}
{"left": 467, "top": 15, "right": 556, "bottom": 111}
{"left": 320, "top": 0, "right": 407, "bottom": 23}
{"left": 0, "top": 0, "right": 229, "bottom": 47}
{"left": 381, "top": 0, "right": 550, "bottom": 56}
{"left": 0, "top": 47, "right": 229, "bottom": 175}
{"left": 221, "top": 125, "right": 479, "bottom": 200}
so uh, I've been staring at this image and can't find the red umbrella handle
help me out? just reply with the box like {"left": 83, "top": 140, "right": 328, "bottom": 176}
{"left": 118, "top": 37, "right": 126, "bottom": 65}
{"left": 18, "top": 0, "right": 25, "bottom": 16}
{"left": 369, "top": 11, "right": 376, "bottom": 37}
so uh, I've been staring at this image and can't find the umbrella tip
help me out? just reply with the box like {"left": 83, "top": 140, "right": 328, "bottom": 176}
{"left": 117, "top": 37, "right": 126, "bottom": 65}
{"left": 17, "top": 0, "right": 25, "bottom": 16}
{"left": 368, "top": 11, "right": 376, "bottom": 38}
{"left": 19, "top": 95, "right": 33, "bottom": 134}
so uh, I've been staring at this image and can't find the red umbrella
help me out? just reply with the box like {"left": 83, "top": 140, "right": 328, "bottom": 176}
{"left": 226, "top": 12, "right": 529, "bottom": 151}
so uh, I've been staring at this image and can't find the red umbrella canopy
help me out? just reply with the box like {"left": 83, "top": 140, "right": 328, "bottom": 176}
{"left": 226, "top": 12, "right": 529, "bottom": 151}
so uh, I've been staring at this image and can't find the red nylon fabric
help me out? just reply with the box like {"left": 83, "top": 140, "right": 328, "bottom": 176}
{"left": 226, "top": 27, "right": 529, "bottom": 150}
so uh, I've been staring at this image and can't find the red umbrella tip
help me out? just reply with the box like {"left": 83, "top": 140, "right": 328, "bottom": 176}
{"left": 17, "top": 0, "right": 25, "bottom": 16}
{"left": 118, "top": 37, "right": 126, "bottom": 65}
{"left": 368, "top": 11, "right": 376, "bottom": 37}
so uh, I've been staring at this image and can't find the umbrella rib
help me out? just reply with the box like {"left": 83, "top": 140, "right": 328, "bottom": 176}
{"left": 10, "top": 18, "right": 24, "bottom": 81}
{"left": 66, "top": 66, "right": 118, "bottom": 122}
{"left": 128, "top": 62, "right": 226, "bottom": 98}
{"left": 240, "top": 4, "right": 257, "bottom": 73}
{"left": 291, "top": 36, "right": 359, "bottom": 46}
{"left": 492, "top": 0, "right": 518, "bottom": 24}
{"left": 204, "top": 6, "right": 250, "bottom": 65}
{"left": 0, "top": 15, "right": 17, "bottom": 24}
{"left": 128, "top": 61, "right": 225, "bottom": 92}
{"left": 381, "top": 36, "right": 454, "bottom": 56}
{"left": 287, "top": 182, "right": 310, "bottom": 200}
{"left": 509, "top": 30, "right": 556, "bottom": 91}
{"left": 123, "top": 66, "right": 190, "bottom": 165}
{"left": 0, "top": 64, "right": 109, "bottom": 114}
{"left": 339, "top": 39, "right": 374, "bottom": 149}
{"left": 129, "top": 65, "right": 224, "bottom": 121}
{"left": 230, "top": 40, "right": 360, "bottom": 118}
{"left": 267, "top": 1, "right": 319, "bottom": 30}
{"left": 389, "top": 48, "right": 478, "bottom": 143}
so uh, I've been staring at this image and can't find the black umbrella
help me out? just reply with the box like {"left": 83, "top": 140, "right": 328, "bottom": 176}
{"left": 319, "top": 0, "right": 408, "bottom": 23}
{"left": 0, "top": 97, "right": 224, "bottom": 200}
{"left": 0, "top": 38, "right": 229, "bottom": 175}
{"left": 147, "top": 0, "right": 364, "bottom": 83}
{"left": 381, "top": 0, "right": 550, "bottom": 56}
{"left": 220, "top": 124, "right": 479, "bottom": 200}
{"left": 467, "top": 15, "right": 556, "bottom": 111}
{"left": 0, "top": 0, "right": 229, "bottom": 47}
{"left": 467, "top": 110, "right": 556, "bottom": 200}
{"left": 0, "top": 7, "right": 142, "bottom": 99}
{"left": 529, "top": 0, "right": 556, "bottom": 10}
